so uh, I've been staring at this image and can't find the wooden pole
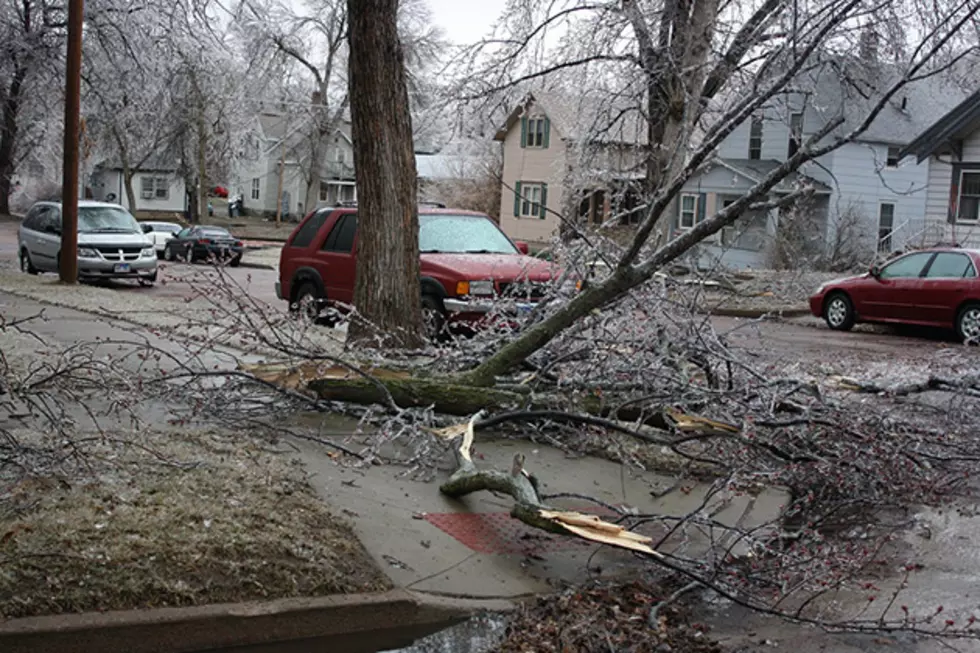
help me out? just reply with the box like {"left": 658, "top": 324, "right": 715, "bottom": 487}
{"left": 59, "top": 0, "right": 84, "bottom": 284}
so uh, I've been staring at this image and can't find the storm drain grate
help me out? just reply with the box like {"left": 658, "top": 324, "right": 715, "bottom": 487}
{"left": 423, "top": 510, "right": 620, "bottom": 554}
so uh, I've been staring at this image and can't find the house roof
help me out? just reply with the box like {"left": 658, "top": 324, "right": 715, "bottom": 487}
{"left": 714, "top": 158, "right": 832, "bottom": 193}
{"left": 788, "top": 57, "right": 967, "bottom": 147}
{"left": 257, "top": 112, "right": 352, "bottom": 150}
{"left": 898, "top": 88, "right": 980, "bottom": 163}
{"left": 494, "top": 89, "right": 648, "bottom": 145}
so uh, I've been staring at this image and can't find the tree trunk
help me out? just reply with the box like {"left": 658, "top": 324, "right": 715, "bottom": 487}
{"left": 346, "top": 0, "right": 424, "bottom": 348}
{"left": 0, "top": 66, "right": 28, "bottom": 216}
{"left": 123, "top": 169, "right": 137, "bottom": 214}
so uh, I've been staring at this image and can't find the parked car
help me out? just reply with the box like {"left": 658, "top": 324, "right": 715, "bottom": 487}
{"left": 276, "top": 205, "right": 560, "bottom": 337}
{"left": 809, "top": 247, "right": 980, "bottom": 341}
{"left": 162, "top": 225, "right": 244, "bottom": 266}
{"left": 211, "top": 185, "right": 229, "bottom": 198}
{"left": 18, "top": 200, "right": 157, "bottom": 284}
{"left": 140, "top": 221, "right": 183, "bottom": 257}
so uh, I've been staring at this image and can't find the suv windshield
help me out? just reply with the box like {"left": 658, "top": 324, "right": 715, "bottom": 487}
{"left": 79, "top": 206, "right": 141, "bottom": 234}
{"left": 419, "top": 214, "right": 517, "bottom": 254}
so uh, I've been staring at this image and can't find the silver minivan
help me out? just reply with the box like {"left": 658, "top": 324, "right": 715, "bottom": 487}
{"left": 18, "top": 200, "right": 158, "bottom": 284}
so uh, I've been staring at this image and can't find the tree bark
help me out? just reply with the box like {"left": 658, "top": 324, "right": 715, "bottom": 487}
{"left": 346, "top": 0, "right": 424, "bottom": 348}
{"left": 0, "top": 66, "right": 28, "bottom": 216}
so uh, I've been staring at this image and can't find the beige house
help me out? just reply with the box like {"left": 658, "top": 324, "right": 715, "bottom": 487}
{"left": 494, "top": 91, "right": 647, "bottom": 247}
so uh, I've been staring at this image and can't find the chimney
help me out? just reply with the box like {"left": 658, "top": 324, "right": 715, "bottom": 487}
{"left": 859, "top": 25, "right": 879, "bottom": 64}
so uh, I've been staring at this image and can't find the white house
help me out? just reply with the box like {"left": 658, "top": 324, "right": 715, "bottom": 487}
{"left": 231, "top": 111, "right": 356, "bottom": 219}
{"left": 679, "top": 57, "right": 968, "bottom": 268}
{"left": 89, "top": 154, "right": 186, "bottom": 216}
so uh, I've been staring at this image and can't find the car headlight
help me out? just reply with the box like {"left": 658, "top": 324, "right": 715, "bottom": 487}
{"left": 77, "top": 247, "right": 98, "bottom": 258}
{"left": 467, "top": 280, "right": 495, "bottom": 296}
{"left": 141, "top": 247, "right": 155, "bottom": 258}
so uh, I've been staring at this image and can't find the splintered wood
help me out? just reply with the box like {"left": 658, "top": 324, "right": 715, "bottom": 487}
{"left": 538, "top": 510, "right": 664, "bottom": 557}
{"left": 241, "top": 361, "right": 409, "bottom": 391}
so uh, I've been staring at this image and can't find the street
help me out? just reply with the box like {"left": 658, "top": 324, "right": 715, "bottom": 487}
{"left": 0, "top": 219, "right": 968, "bottom": 363}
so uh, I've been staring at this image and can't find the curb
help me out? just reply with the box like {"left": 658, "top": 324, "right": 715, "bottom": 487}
{"left": 236, "top": 261, "right": 275, "bottom": 271}
{"left": 0, "top": 589, "right": 505, "bottom": 653}
{"left": 704, "top": 306, "right": 811, "bottom": 319}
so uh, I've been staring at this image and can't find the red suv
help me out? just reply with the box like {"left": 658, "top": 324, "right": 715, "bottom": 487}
{"left": 809, "top": 247, "right": 980, "bottom": 341}
{"left": 276, "top": 205, "right": 560, "bottom": 334}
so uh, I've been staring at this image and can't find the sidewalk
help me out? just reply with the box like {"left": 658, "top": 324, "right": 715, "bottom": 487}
{"left": 294, "top": 419, "right": 788, "bottom": 600}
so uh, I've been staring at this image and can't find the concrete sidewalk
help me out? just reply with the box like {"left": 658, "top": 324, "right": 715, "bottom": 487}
{"left": 294, "top": 420, "right": 787, "bottom": 601}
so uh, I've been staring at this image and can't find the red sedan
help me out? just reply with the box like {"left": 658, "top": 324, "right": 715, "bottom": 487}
{"left": 809, "top": 247, "right": 980, "bottom": 342}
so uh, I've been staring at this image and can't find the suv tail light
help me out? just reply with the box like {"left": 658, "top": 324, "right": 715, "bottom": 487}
{"left": 198, "top": 238, "right": 211, "bottom": 244}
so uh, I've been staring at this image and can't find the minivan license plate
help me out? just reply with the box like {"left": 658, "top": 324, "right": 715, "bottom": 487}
{"left": 114, "top": 263, "right": 131, "bottom": 273}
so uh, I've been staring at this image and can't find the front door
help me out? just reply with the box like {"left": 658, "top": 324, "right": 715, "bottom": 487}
{"left": 314, "top": 213, "right": 358, "bottom": 306}
{"left": 862, "top": 251, "right": 934, "bottom": 321}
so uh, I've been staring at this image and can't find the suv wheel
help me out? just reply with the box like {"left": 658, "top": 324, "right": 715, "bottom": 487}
{"left": 422, "top": 294, "right": 447, "bottom": 341}
{"left": 20, "top": 249, "right": 38, "bottom": 275}
{"left": 164, "top": 245, "right": 175, "bottom": 262}
{"left": 292, "top": 282, "right": 337, "bottom": 327}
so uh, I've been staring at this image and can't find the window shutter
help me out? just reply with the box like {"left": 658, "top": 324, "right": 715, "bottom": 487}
{"left": 698, "top": 193, "right": 706, "bottom": 224}
{"left": 539, "top": 183, "right": 548, "bottom": 219}
{"left": 514, "top": 181, "right": 522, "bottom": 217}
{"left": 543, "top": 117, "right": 551, "bottom": 149}
{"left": 520, "top": 117, "right": 528, "bottom": 148}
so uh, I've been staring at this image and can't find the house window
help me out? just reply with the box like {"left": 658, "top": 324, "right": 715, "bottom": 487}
{"left": 886, "top": 146, "right": 900, "bottom": 168}
{"left": 337, "top": 149, "right": 347, "bottom": 165}
{"left": 878, "top": 202, "right": 895, "bottom": 252}
{"left": 514, "top": 182, "right": 547, "bottom": 218}
{"left": 788, "top": 112, "right": 803, "bottom": 158}
{"left": 958, "top": 171, "right": 980, "bottom": 222}
{"left": 679, "top": 194, "right": 700, "bottom": 229}
{"left": 319, "top": 181, "right": 329, "bottom": 202}
{"left": 251, "top": 178, "right": 261, "bottom": 201}
{"left": 522, "top": 116, "right": 549, "bottom": 149}
{"left": 749, "top": 116, "right": 763, "bottom": 160}
{"left": 140, "top": 176, "right": 170, "bottom": 200}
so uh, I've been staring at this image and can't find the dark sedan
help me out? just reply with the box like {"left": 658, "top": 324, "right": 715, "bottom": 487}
{"left": 163, "top": 226, "right": 244, "bottom": 266}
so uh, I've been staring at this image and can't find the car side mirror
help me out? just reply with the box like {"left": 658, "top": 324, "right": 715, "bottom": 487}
{"left": 515, "top": 241, "right": 530, "bottom": 255}
{"left": 141, "top": 224, "right": 152, "bottom": 233}
{"left": 869, "top": 264, "right": 881, "bottom": 278}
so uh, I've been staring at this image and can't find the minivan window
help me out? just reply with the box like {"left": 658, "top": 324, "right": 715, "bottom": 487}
{"left": 78, "top": 206, "right": 141, "bottom": 234}
{"left": 419, "top": 214, "right": 517, "bottom": 254}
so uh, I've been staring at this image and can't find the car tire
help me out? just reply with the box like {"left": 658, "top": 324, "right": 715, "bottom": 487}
{"left": 229, "top": 255, "right": 242, "bottom": 268}
{"left": 20, "top": 248, "right": 38, "bottom": 275}
{"left": 164, "top": 245, "right": 175, "bottom": 262}
{"left": 956, "top": 302, "right": 980, "bottom": 344}
{"left": 421, "top": 294, "right": 447, "bottom": 341}
{"left": 823, "top": 292, "right": 855, "bottom": 331}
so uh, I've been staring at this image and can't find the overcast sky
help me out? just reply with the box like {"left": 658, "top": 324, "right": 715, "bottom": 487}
{"left": 426, "top": 0, "right": 505, "bottom": 44}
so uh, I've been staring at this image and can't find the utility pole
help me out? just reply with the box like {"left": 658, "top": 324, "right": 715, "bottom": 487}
{"left": 59, "top": 0, "right": 84, "bottom": 284}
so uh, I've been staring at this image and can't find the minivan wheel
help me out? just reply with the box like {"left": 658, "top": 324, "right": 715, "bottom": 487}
{"left": 164, "top": 245, "right": 175, "bottom": 262}
{"left": 20, "top": 249, "right": 38, "bottom": 275}
{"left": 956, "top": 303, "right": 980, "bottom": 344}
{"left": 824, "top": 292, "right": 855, "bottom": 331}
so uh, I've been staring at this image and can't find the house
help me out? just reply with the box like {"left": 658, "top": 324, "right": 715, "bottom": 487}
{"left": 684, "top": 58, "right": 967, "bottom": 268}
{"left": 89, "top": 154, "right": 186, "bottom": 216}
{"left": 495, "top": 59, "right": 970, "bottom": 268}
{"left": 494, "top": 90, "right": 647, "bottom": 246}
{"left": 231, "top": 110, "right": 356, "bottom": 219}
{"left": 899, "top": 88, "right": 980, "bottom": 247}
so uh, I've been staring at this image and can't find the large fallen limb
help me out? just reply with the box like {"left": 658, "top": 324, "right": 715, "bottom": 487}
{"left": 438, "top": 413, "right": 663, "bottom": 555}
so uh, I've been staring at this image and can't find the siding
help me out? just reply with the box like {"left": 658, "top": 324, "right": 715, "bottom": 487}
{"left": 823, "top": 142, "right": 929, "bottom": 252}
{"left": 498, "top": 101, "right": 567, "bottom": 245}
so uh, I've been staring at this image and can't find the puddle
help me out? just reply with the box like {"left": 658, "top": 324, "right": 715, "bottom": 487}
{"left": 381, "top": 613, "right": 508, "bottom": 653}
